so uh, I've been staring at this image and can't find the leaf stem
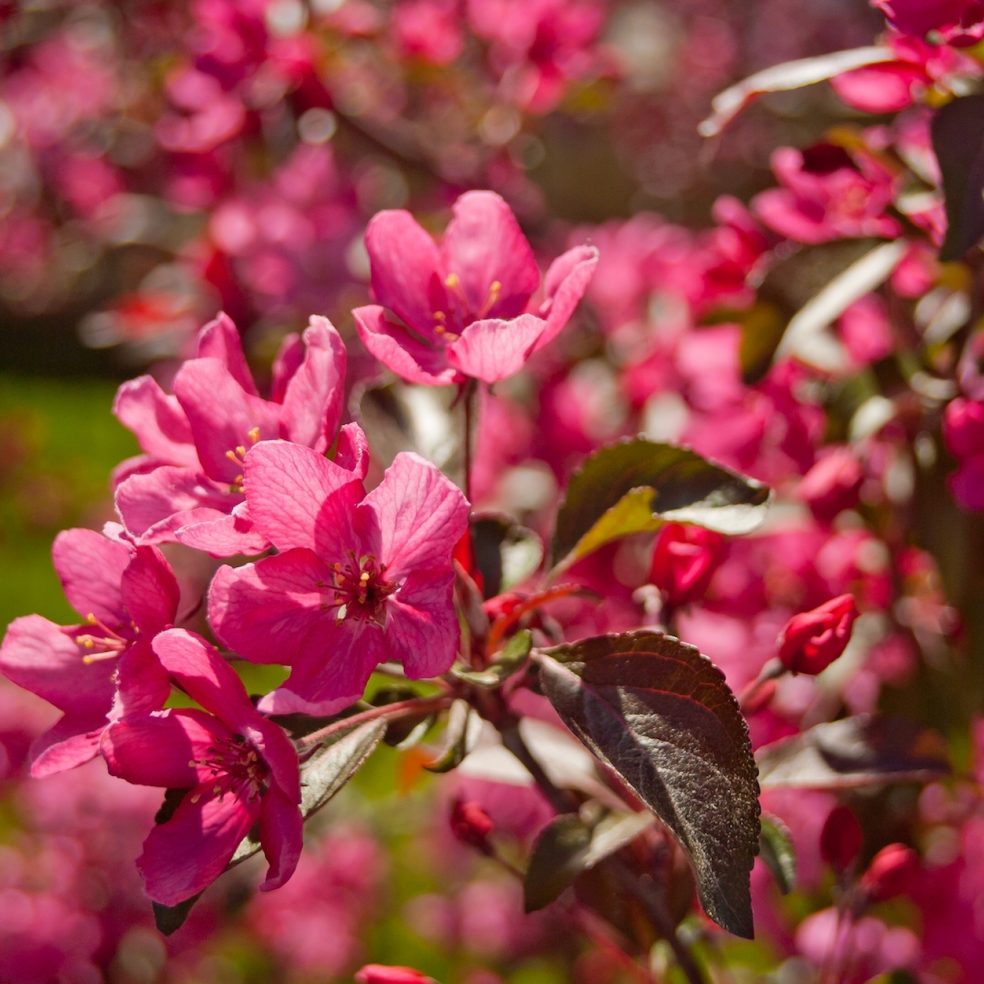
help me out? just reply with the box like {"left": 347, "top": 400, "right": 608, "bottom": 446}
{"left": 462, "top": 378, "right": 477, "bottom": 503}
{"left": 297, "top": 695, "right": 454, "bottom": 748}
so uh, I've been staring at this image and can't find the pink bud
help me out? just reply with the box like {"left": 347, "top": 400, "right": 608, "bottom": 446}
{"left": 820, "top": 805, "right": 863, "bottom": 873}
{"left": 649, "top": 523, "right": 725, "bottom": 609}
{"left": 450, "top": 798, "right": 495, "bottom": 851}
{"left": 778, "top": 594, "right": 858, "bottom": 675}
{"left": 356, "top": 965, "right": 434, "bottom": 984}
{"left": 944, "top": 398, "right": 984, "bottom": 459}
{"left": 798, "top": 448, "right": 863, "bottom": 522}
{"left": 860, "top": 843, "right": 919, "bottom": 902}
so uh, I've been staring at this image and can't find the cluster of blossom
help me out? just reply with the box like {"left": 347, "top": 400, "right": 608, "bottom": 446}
{"left": 3, "top": 0, "right": 984, "bottom": 981}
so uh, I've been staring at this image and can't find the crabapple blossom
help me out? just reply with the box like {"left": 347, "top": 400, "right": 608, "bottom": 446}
{"left": 101, "top": 629, "right": 301, "bottom": 905}
{"left": 209, "top": 441, "right": 469, "bottom": 715}
{"left": 354, "top": 190, "right": 598, "bottom": 385}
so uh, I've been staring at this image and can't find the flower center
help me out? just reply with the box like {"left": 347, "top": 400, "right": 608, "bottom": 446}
{"left": 323, "top": 552, "right": 397, "bottom": 624}
{"left": 224, "top": 425, "right": 262, "bottom": 493}
{"left": 190, "top": 734, "right": 269, "bottom": 802}
{"left": 76, "top": 613, "right": 131, "bottom": 664}
{"left": 433, "top": 274, "right": 503, "bottom": 340}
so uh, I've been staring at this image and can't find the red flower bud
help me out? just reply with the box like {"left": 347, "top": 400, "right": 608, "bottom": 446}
{"left": 356, "top": 965, "right": 434, "bottom": 984}
{"left": 860, "top": 843, "right": 919, "bottom": 902}
{"left": 649, "top": 523, "right": 725, "bottom": 608}
{"left": 820, "top": 805, "right": 863, "bottom": 874}
{"left": 778, "top": 594, "right": 858, "bottom": 675}
{"left": 450, "top": 798, "right": 495, "bottom": 851}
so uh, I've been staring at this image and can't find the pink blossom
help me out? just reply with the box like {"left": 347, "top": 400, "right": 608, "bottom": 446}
{"left": 753, "top": 143, "right": 901, "bottom": 244}
{"left": 209, "top": 441, "right": 469, "bottom": 715}
{"left": 649, "top": 523, "right": 726, "bottom": 610}
{"left": 114, "top": 311, "right": 358, "bottom": 554}
{"left": 101, "top": 628, "right": 301, "bottom": 905}
{"left": 872, "top": 0, "right": 984, "bottom": 44}
{"left": 356, "top": 965, "right": 434, "bottom": 984}
{"left": 0, "top": 528, "right": 177, "bottom": 777}
{"left": 797, "top": 447, "right": 864, "bottom": 522}
{"left": 354, "top": 190, "right": 598, "bottom": 385}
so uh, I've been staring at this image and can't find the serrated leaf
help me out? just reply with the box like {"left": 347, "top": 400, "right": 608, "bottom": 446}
{"left": 471, "top": 514, "right": 544, "bottom": 597}
{"left": 524, "top": 809, "right": 655, "bottom": 912}
{"left": 759, "top": 814, "right": 796, "bottom": 895}
{"left": 756, "top": 715, "right": 949, "bottom": 790}
{"left": 931, "top": 94, "right": 984, "bottom": 261}
{"left": 229, "top": 719, "right": 387, "bottom": 869}
{"left": 153, "top": 893, "right": 203, "bottom": 936}
{"left": 535, "top": 631, "right": 760, "bottom": 938}
{"left": 551, "top": 439, "right": 770, "bottom": 569}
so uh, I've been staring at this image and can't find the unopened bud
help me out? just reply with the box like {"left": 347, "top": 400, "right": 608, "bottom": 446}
{"left": 649, "top": 523, "right": 725, "bottom": 609}
{"left": 860, "top": 843, "right": 918, "bottom": 902}
{"left": 820, "top": 805, "right": 863, "bottom": 874}
{"left": 356, "top": 964, "right": 435, "bottom": 984}
{"left": 778, "top": 594, "right": 858, "bottom": 675}
{"left": 450, "top": 798, "right": 494, "bottom": 851}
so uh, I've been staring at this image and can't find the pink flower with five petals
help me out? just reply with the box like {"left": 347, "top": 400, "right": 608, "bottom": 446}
{"left": 101, "top": 628, "right": 302, "bottom": 906}
{"left": 208, "top": 441, "right": 469, "bottom": 715}
{"left": 354, "top": 190, "right": 598, "bottom": 386}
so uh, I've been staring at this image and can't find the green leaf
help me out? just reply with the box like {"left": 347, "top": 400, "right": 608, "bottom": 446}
{"left": 524, "top": 808, "right": 655, "bottom": 912}
{"left": 756, "top": 715, "right": 950, "bottom": 790}
{"left": 551, "top": 439, "right": 770, "bottom": 569}
{"left": 471, "top": 514, "right": 544, "bottom": 597}
{"left": 425, "top": 699, "right": 480, "bottom": 773}
{"left": 931, "top": 94, "right": 984, "bottom": 261}
{"left": 153, "top": 894, "right": 203, "bottom": 936}
{"left": 535, "top": 630, "right": 760, "bottom": 939}
{"left": 759, "top": 814, "right": 796, "bottom": 895}
{"left": 452, "top": 629, "right": 533, "bottom": 688}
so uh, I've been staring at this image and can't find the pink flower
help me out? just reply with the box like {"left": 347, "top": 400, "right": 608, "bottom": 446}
{"left": 353, "top": 190, "right": 598, "bottom": 385}
{"left": 101, "top": 628, "right": 302, "bottom": 906}
{"left": 872, "top": 0, "right": 984, "bottom": 44}
{"left": 753, "top": 144, "right": 901, "bottom": 245}
{"left": 649, "top": 523, "right": 725, "bottom": 609}
{"left": 777, "top": 594, "right": 859, "bottom": 675}
{"left": 208, "top": 441, "right": 470, "bottom": 715}
{"left": 860, "top": 843, "right": 919, "bottom": 902}
{"left": 798, "top": 447, "right": 864, "bottom": 522}
{"left": 0, "top": 528, "right": 176, "bottom": 776}
{"left": 114, "top": 311, "right": 359, "bottom": 554}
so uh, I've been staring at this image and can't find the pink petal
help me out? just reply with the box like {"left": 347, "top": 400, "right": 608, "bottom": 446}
{"left": 102, "top": 708, "right": 231, "bottom": 788}
{"left": 335, "top": 422, "right": 371, "bottom": 479}
{"left": 365, "top": 209, "right": 444, "bottom": 330}
{"left": 138, "top": 786, "right": 260, "bottom": 905}
{"left": 386, "top": 570, "right": 459, "bottom": 679}
{"left": 152, "top": 629, "right": 256, "bottom": 729}
{"left": 208, "top": 549, "right": 333, "bottom": 665}
{"left": 258, "top": 621, "right": 380, "bottom": 716}
{"left": 0, "top": 615, "right": 115, "bottom": 713}
{"left": 194, "top": 312, "right": 259, "bottom": 396}
{"left": 115, "top": 465, "right": 234, "bottom": 543}
{"left": 280, "top": 315, "right": 347, "bottom": 451}
{"left": 447, "top": 313, "right": 547, "bottom": 383}
{"left": 270, "top": 331, "right": 304, "bottom": 403}
{"left": 52, "top": 528, "right": 131, "bottom": 626}
{"left": 362, "top": 453, "right": 469, "bottom": 577}
{"left": 115, "top": 637, "right": 172, "bottom": 716}
{"left": 242, "top": 717, "right": 301, "bottom": 802}
{"left": 29, "top": 724, "right": 104, "bottom": 777}
{"left": 113, "top": 375, "right": 197, "bottom": 467}
{"left": 440, "top": 190, "right": 540, "bottom": 319}
{"left": 534, "top": 244, "right": 599, "bottom": 351}
{"left": 174, "top": 506, "right": 270, "bottom": 557}
{"left": 121, "top": 546, "right": 180, "bottom": 631}
{"left": 258, "top": 786, "right": 303, "bottom": 892}
{"left": 242, "top": 440, "right": 363, "bottom": 554}
{"left": 172, "top": 358, "right": 282, "bottom": 485}
{"left": 354, "top": 305, "right": 459, "bottom": 386}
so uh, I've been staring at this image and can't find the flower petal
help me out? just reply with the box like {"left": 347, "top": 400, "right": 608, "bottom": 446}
{"left": 335, "top": 421, "right": 371, "bottom": 479}
{"left": 386, "top": 570, "right": 459, "bottom": 679}
{"left": 365, "top": 209, "right": 444, "bottom": 330}
{"left": 534, "top": 244, "right": 599, "bottom": 351}
{"left": 115, "top": 638, "right": 172, "bottom": 716}
{"left": 280, "top": 315, "right": 347, "bottom": 451}
{"left": 113, "top": 375, "right": 197, "bottom": 467}
{"left": 362, "top": 452, "right": 470, "bottom": 577}
{"left": 258, "top": 785, "right": 303, "bottom": 892}
{"left": 29, "top": 723, "right": 105, "bottom": 777}
{"left": 152, "top": 629, "right": 257, "bottom": 729}
{"left": 447, "top": 314, "right": 547, "bottom": 384}
{"left": 440, "top": 190, "right": 540, "bottom": 319}
{"left": 102, "top": 708, "right": 231, "bottom": 788}
{"left": 242, "top": 440, "right": 363, "bottom": 554}
{"left": 194, "top": 312, "right": 259, "bottom": 396}
{"left": 208, "top": 549, "right": 332, "bottom": 665}
{"left": 173, "top": 507, "right": 271, "bottom": 557}
{"left": 52, "top": 528, "right": 131, "bottom": 626}
{"left": 138, "top": 786, "right": 260, "bottom": 905}
{"left": 121, "top": 546, "right": 180, "bottom": 632}
{"left": 354, "top": 305, "right": 458, "bottom": 386}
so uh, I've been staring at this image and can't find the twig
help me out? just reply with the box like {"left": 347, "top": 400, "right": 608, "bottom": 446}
{"left": 297, "top": 694, "right": 454, "bottom": 748}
